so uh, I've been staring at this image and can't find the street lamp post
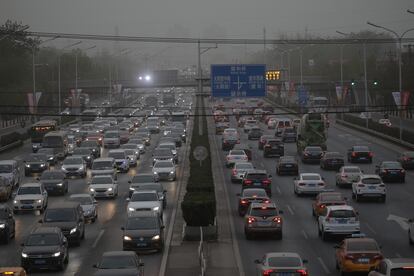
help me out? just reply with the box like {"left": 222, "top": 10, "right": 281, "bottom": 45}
{"left": 197, "top": 42, "right": 217, "bottom": 95}
{"left": 74, "top": 45, "right": 96, "bottom": 114}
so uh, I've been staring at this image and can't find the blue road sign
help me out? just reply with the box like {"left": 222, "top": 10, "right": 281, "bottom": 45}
{"left": 297, "top": 85, "right": 308, "bottom": 106}
{"left": 211, "top": 64, "right": 266, "bottom": 97}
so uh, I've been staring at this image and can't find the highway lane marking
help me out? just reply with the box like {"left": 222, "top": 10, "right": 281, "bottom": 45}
{"left": 92, "top": 229, "right": 105, "bottom": 248}
{"left": 317, "top": 257, "right": 331, "bottom": 275}
{"left": 387, "top": 214, "right": 410, "bottom": 231}
{"left": 301, "top": 230, "right": 308, "bottom": 239}
{"left": 276, "top": 186, "right": 282, "bottom": 195}
{"left": 365, "top": 223, "right": 377, "bottom": 235}
{"left": 286, "top": 204, "right": 295, "bottom": 215}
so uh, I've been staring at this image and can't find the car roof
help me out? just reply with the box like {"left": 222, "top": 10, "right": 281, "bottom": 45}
{"left": 246, "top": 169, "right": 267, "bottom": 174}
{"left": 250, "top": 202, "right": 277, "bottom": 208}
{"left": 102, "top": 251, "right": 137, "bottom": 257}
{"left": 127, "top": 211, "right": 158, "bottom": 218}
{"left": 20, "top": 182, "right": 42, "bottom": 187}
{"left": 383, "top": 258, "right": 414, "bottom": 267}
{"left": 47, "top": 201, "right": 80, "bottom": 209}
{"left": 31, "top": 226, "right": 62, "bottom": 235}
{"left": 94, "top": 157, "right": 114, "bottom": 162}
{"left": 132, "top": 190, "right": 157, "bottom": 195}
{"left": 266, "top": 252, "right": 301, "bottom": 259}
{"left": 108, "top": 149, "right": 126, "bottom": 153}
{"left": 0, "top": 160, "right": 17, "bottom": 165}
{"left": 300, "top": 173, "right": 320, "bottom": 177}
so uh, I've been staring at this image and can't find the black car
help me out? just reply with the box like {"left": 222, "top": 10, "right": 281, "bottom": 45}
{"left": 172, "top": 128, "right": 186, "bottom": 144}
{"left": 263, "top": 139, "right": 284, "bottom": 157}
{"left": 39, "top": 202, "right": 85, "bottom": 246}
{"left": 276, "top": 156, "right": 299, "bottom": 176}
{"left": 38, "top": 170, "right": 68, "bottom": 196}
{"left": 237, "top": 188, "right": 269, "bottom": 216}
{"left": 93, "top": 251, "right": 144, "bottom": 276}
{"left": 72, "top": 147, "right": 94, "bottom": 168}
{"left": 37, "top": 148, "right": 58, "bottom": 165}
{"left": 24, "top": 153, "right": 49, "bottom": 176}
{"left": 242, "top": 170, "right": 272, "bottom": 197}
{"left": 0, "top": 204, "right": 15, "bottom": 244}
{"left": 398, "top": 151, "right": 414, "bottom": 169}
{"left": 301, "top": 146, "right": 323, "bottom": 163}
{"left": 222, "top": 134, "right": 239, "bottom": 151}
{"left": 121, "top": 212, "right": 164, "bottom": 252}
{"left": 258, "top": 135, "right": 274, "bottom": 150}
{"left": 128, "top": 174, "right": 158, "bottom": 198}
{"left": 248, "top": 127, "right": 263, "bottom": 140}
{"left": 80, "top": 140, "right": 101, "bottom": 158}
{"left": 281, "top": 127, "right": 297, "bottom": 142}
{"left": 320, "top": 152, "right": 345, "bottom": 170}
{"left": 347, "top": 145, "right": 373, "bottom": 163}
{"left": 165, "top": 132, "right": 182, "bottom": 148}
{"left": 21, "top": 227, "right": 68, "bottom": 271}
{"left": 375, "top": 161, "right": 405, "bottom": 183}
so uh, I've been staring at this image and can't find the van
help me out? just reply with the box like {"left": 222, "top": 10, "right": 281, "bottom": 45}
{"left": 275, "top": 118, "right": 292, "bottom": 136}
{"left": 0, "top": 160, "right": 21, "bottom": 188}
{"left": 91, "top": 157, "right": 117, "bottom": 180}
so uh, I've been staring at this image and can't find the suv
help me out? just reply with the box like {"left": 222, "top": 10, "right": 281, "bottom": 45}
{"left": 242, "top": 170, "right": 272, "bottom": 196}
{"left": 318, "top": 205, "right": 360, "bottom": 241}
{"left": 152, "top": 148, "right": 174, "bottom": 165}
{"left": 244, "top": 202, "right": 283, "bottom": 240}
{"left": 0, "top": 160, "right": 21, "bottom": 188}
{"left": 61, "top": 156, "right": 87, "bottom": 178}
{"left": 0, "top": 204, "right": 15, "bottom": 244}
{"left": 263, "top": 139, "right": 284, "bottom": 157}
{"left": 352, "top": 174, "right": 386, "bottom": 202}
{"left": 91, "top": 158, "right": 117, "bottom": 180}
{"left": 39, "top": 202, "right": 85, "bottom": 246}
{"left": 13, "top": 183, "right": 48, "bottom": 214}
{"left": 103, "top": 131, "right": 120, "bottom": 148}
{"left": 368, "top": 258, "right": 414, "bottom": 276}
{"left": 38, "top": 170, "right": 68, "bottom": 196}
{"left": 21, "top": 227, "right": 68, "bottom": 271}
{"left": 24, "top": 153, "right": 49, "bottom": 176}
{"left": 108, "top": 149, "right": 130, "bottom": 173}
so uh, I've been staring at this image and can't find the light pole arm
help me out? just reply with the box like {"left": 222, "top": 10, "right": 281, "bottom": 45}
{"left": 367, "top": 21, "right": 399, "bottom": 38}
{"left": 401, "top": 28, "right": 414, "bottom": 39}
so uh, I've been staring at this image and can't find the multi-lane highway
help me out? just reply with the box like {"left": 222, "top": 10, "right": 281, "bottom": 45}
{"left": 207, "top": 99, "right": 414, "bottom": 276}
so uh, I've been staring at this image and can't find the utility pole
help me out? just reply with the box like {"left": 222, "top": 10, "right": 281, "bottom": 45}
{"left": 263, "top": 27, "right": 266, "bottom": 65}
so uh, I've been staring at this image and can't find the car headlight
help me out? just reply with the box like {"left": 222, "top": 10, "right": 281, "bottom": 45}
{"left": 48, "top": 157, "right": 54, "bottom": 160}
{"left": 138, "top": 145, "right": 144, "bottom": 149}
{"left": 123, "top": 235, "right": 132, "bottom": 241}
{"left": 152, "top": 235, "right": 160, "bottom": 240}
{"left": 170, "top": 171, "right": 175, "bottom": 174}
{"left": 86, "top": 156, "right": 91, "bottom": 159}
{"left": 169, "top": 158, "right": 173, "bottom": 161}
{"left": 13, "top": 200, "right": 18, "bottom": 204}
{"left": 153, "top": 172, "right": 158, "bottom": 175}
{"left": 153, "top": 206, "right": 159, "bottom": 211}
{"left": 56, "top": 183, "right": 63, "bottom": 186}
{"left": 90, "top": 188, "right": 95, "bottom": 192}
{"left": 77, "top": 167, "right": 84, "bottom": 171}
{"left": 25, "top": 164, "right": 30, "bottom": 168}
{"left": 21, "top": 252, "right": 28, "bottom": 258}
{"left": 53, "top": 252, "right": 61, "bottom": 257}
{"left": 61, "top": 167, "right": 67, "bottom": 171}
{"left": 107, "top": 188, "right": 113, "bottom": 192}
{"left": 36, "top": 199, "right": 42, "bottom": 203}
{"left": 40, "top": 164, "right": 45, "bottom": 167}
{"left": 70, "top": 227, "right": 77, "bottom": 234}
{"left": 0, "top": 223, "right": 5, "bottom": 229}
{"left": 129, "top": 187, "right": 135, "bottom": 191}
{"left": 128, "top": 207, "right": 135, "bottom": 212}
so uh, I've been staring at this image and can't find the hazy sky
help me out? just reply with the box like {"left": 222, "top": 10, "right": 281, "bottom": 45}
{"left": 2, "top": 0, "right": 414, "bottom": 67}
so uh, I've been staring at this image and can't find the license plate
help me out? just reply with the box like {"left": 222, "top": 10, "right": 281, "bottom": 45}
{"left": 360, "top": 157, "right": 366, "bottom": 160}
{"left": 390, "top": 172, "right": 397, "bottom": 174}
{"left": 34, "top": 259, "right": 46, "bottom": 264}
{"left": 253, "top": 182, "right": 261, "bottom": 186}
{"left": 358, "top": 258, "right": 370, "bottom": 264}
{"left": 258, "top": 221, "right": 271, "bottom": 226}
{"left": 369, "top": 186, "right": 376, "bottom": 189}
{"left": 308, "top": 183, "right": 316, "bottom": 187}
{"left": 336, "top": 218, "right": 347, "bottom": 224}
{"left": 285, "top": 165, "right": 292, "bottom": 167}
{"left": 275, "top": 273, "right": 295, "bottom": 276}
{"left": 136, "top": 243, "right": 147, "bottom": 247}
{"left": 21, "top": 205, "right": 33, "bottom": 209}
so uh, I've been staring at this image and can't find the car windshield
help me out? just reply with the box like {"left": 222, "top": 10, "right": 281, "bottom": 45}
{"left": 63, "top": 158, "right": 82, "bottom": 165}
{"left": 70, "top": 196, "right": 93, "bottom": 205}
{"left": 38, "top": 148, "right": 53, "bottom": 154}
{"left": 329, "top": 210, "right": 355, "bottom": 218}
{"left": 131, "top": 193, "right": 157, "bottom": 201}
{"left": 73, "top": 149, "right": 91, "bottom": 155}
{"left": 105, "top": 132, "right": 119, "bottom": 138}
{"left": 40, "top": 171, "right": 65, "bottom": 180}
{"left": 347, "top": 240, "right": 379, "bottom": 251}
{"left": 131, "top": 175, "right": 154, "bottom": 183}
{"left": 126, "top": 217, "right": 158, "bottom": 230}
{"left": 250, "top": 207, "right": 278, "bottom": 216}
{"left": 154, "top": 162, "right": 173, "bottom": 168}
{"left": 302, "top": 175, "right": 321, "bottom": 181}
{"left": 26, "top": 234, "right": 60, "bottom": 246}
{"left": 18, "top": 186, "right": 41, "bottom": 195}
{"left": 306, "top": 147, "right": 322, "bottom": 152}
{"left": 27, "top": 154, "right": 46, "bottom": 162}
{"left": 99, "top": 255, "right": 137, "bottom": 269}
{"left": 383, "top": 162, "right": 402, "bottom": 169}
{"left": 92, "top": 161, "right": 113, "bottom": 170}
{"left": 44, "top": 209, "right": 76, "bottom": 222}
{"left": 134, "top": 184, "right": 162, "bottom": 192}
{"left": 325, "top": 153, "right": 342, "bottom": 158}
{"left": 125, "top": 149, "right": 136, "bottom": 156}
{"left": 361, "top": 178, "right": 382, "bottom": 184}
{"left": 284, "top": 128, "right": 295, "bottom": 133}
{"left": 354, "top": 146, "right": 369, "bottom": 151}
{"left": 230, "top": 150, "right": 245, "bottom": 156}
{"left": 268, "top": 256, "right": 301, "bottom": 267}
{"left": 160, "top": 144, "right": 175, "bottom": 150}
{"left": 280, "top": 157, "right": 295, "bottom": 163}
{"left": 91, "top": 177, "right": 113, "bottom": 184}
{"left": 154, "top": 149, "right": 172, "bottom": 156}
{"left": 0, "top": 165, "right": 12, "bottom": 173}
{"left": 108, "top": 152, "right": 126, "bottom": 159}
{"left": 344, "top": 167, "right": 361, "bottom": 173}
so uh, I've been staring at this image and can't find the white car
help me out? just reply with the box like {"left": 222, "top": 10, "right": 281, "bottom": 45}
{"left": 378, "top": 118, "right": 392, "bottom": 127}
{"left": 128, "top": 139, "right": 146, "bottom": 154}
{"left": 152, "top": 160, "right": 176, "bottom": 181}
{"left": 225, "top": 150, "right": 248, "bottom": 168}
{"left": 127, "top": 190, "right": 163, "bottom": 217}
{"left": 318, "top": 205, "right": 360, "bottom": 241}
{"left": 61, "top": 156, "right": 87, "bottom": 178}
{"left": 336, "top": 166, "right": 363, "bottom": 187}
{"left": 123, "top": 149, "right": 138, "bottom": 167}
{"left": 223, "top": 128, "right": 239, "bottom": 138}
{"left": 0, "top": 160, "right": 21, "bottom": 188}
{"left": 368, "top": 258, "right": 414, "bottom": 276}
{"left": 293, "top": 173, "right": 326, "bottom": 196}
{"left": 121, "top": 144, "right": 141, "bottom": 159}
{"left": 230, "top": 162, "right": 254, "bottom": 183}
{"left": 103, "top": 131, "right": 120, "bottom": 148}
{"left": 352, "top": 174, "right": 386, "bottom": 202}
{"left": 89, "top": 175, "right": 118, "bottom": 198}
{"left": 13, "top": 183, "right": 48, "bottom": 214}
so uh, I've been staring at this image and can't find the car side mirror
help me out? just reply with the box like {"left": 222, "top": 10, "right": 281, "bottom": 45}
{"left": 254, "top": 259, "right": 261, "bottom": 264}
{"left": 279, "top": 210, "right": 284, "bottom": 214}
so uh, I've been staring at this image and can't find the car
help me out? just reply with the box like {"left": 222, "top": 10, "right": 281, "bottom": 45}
{"left": 243, "top": 119, "right": 258, "bottom": 133}
{"left": 38, "top": 170, "right": 68, "bottom": 196}
{"left": 20, "top": 227, "right": 69, "bottom": 271}
{"left": 275, "top": 118, "right": 292, "bottom": 136}
{"left": 301, "top": 146, "right": 324, "bottom": 163}
{"left": 223, "top": 128, "right": 239, "bottom": 137}
{"left": 68, "top": 194, "right": 98, "bottom": 223}
{"left": 24, "top": 153, "right": 49, "bottom": 176}
{"left": 0, "top": 160, "right": 21, "bottom": 188}
{"left": 128, "top": 174, "right": 158, "bottom": 197}
{"left": 231, "top": 162, "right": 254, "bottom": 183}
{"left": 215, "top": 122, "right": 229, "bottom": 135}
{"left": 347, "top": 145, "right": 373, "bottom": 163}
{"left": 237, "top": 116, "right": 250, "bottom": 128}
{"left": 368, "top": 258, "right": 414, "bottom": 275}
{"left": 89, "top": 175, "right": 118, "bottom": 199}
{"left": 254, "top": 252, "right": 308, "bottom": 276}
{"left": 13, "top": 183, "right": 48, "bottom": 214}
{"left": 128, "top": 182, "right": 167, "bottom": 208}
{"left": 232, "top": 143, "right": 252, "bottom": 161}
{"left": 397, "top": 151, "right": 414, "bottom": 170}
{"left": 281, "top": 127, "right": 297, "bottom": 142}
{"left": 378, "top": 118, "right": 392, "bottom": 127}
{"left": 267, "top": 117, "right": 278, "bottom": 129}
{"left": 292, "top": 118, "right": 301, "bottom": 129}
{"left": 90, "top": 157, "right": 117, "bottom": 180}
{"left": 263, "top": 139, "right": 284, "bottom": 157}
{"left": 0, "top": 204, "right": 15, "bottom": 244}
{"left": 352, "top": 174, "right": 386, "bottom": 202}
{"left": 158, "top": 142, "right": 178, "bottom": 163}
{"left": 133, "top": 133, "right": 150, "bottom": 146}
{"left": 0, "top": 177, "right": 13, "bottom": 202}
{"left": 79, "top": 140, "right": 101, "bottom": 158}
{"left": 335, "top": 166, "right": 363, "bottom": 188}
{"left": 152, "top": 160, "right": 176, "bottom": 181}
{"left": 293, "top": 173, "right": 326, "bottom": 196}
{"left": 103, "top": 130, "right": 120, "bottom": 148}
{"left": 244, "top": 202, "right": 283, "bottom": 240}
{"left": 247, "top": 127, "right": 263, "bottom": 140}
{"left": 108, "top": 149, "right": 130, "bottom": 173}
{"left": 258, "top": 135, "right": 274, "bottom": 150}
{"left": 39, "top": 202, "right": 85, "bottom": 245}
{"left": 37, "top": 148, "right": 58, "bottom": 165}
{"left": 375, "top": 161, "right": 405, "bottom": 183}
{"left": 171, "top": 128, "right": 185, "bottom": 146}
{"left": 312, "top": 192, "right": 347, "bottom": 218}
{"left": 237, "top": 188, "right": 269, "bottom": 216}
{"left": 93, "top": 251, "right": 144, "bottom": 276}
{"left": 127, "top": 139, "right": 146, "bottom": 154}
{"left": 320, "top": 151, "right": 345, "bottom": 170}
{"left": 318, "top": 205, "right": 360, "bottom": 240}
{"left": 276, "top": 156, "right": 299, "bottom": 176}
{"left": 85, "top": 132, "right": 103, "bottom": 146}
{"left": 123, "top": 149, "right": 138, "bottom": 167}
{"left": 61, "top": 156, "right": 87, "bottom": 178}
{"left": 72, "top": 147, "right": 94, "bottom": 168}
{"left": 225, "top": 150, "right": 248, "bottom": 168}
{"left": 241, "top": 170, "right": 272, "bottom": 196}
{"left": 122, "top": 211, "right": 165, "bottom": 252}
{"left": 119, "top": 130, "right": 130, "bottom": 144}
{"left": 152, "top": 148, "right": 175, "bottom": 166}
{"left": 335, "top": 236, "right": 383, "bottom": 274}
{"left": 127, "top": 191, "right": 163, "bottom": 217}
{"left": 121, "top": 143, "right": 141, "bottom": 157}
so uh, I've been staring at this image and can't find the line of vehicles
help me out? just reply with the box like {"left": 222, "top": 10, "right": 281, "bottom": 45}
{"left": 0, "top": 91, "right": 193, "bottom": 275}
{"left": 212, "top": 97, "right": 414, "bottom": 276}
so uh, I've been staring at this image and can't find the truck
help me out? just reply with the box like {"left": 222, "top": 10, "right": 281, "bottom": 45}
{"left": 296, "top": 113, "right": 327, "bottom": 153}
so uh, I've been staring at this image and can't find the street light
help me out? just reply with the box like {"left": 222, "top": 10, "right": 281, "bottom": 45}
{"left": 407, "top": 9, "right": 414, "bottom": 15}
{"left": 197, "top": 42, "right": 218, "bottom": 95}
{"left": 336, "top": 31, "right": 348, "bottom": 91}
{"left": 75, "top": 45, "right": 96, "bottom": 97}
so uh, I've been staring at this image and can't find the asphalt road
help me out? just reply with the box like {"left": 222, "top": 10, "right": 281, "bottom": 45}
{"left": 208, "top": 102, "right": 414, "bottom": 276}
{"left": 0, "top": 115, "right": 193, "bottom": 276}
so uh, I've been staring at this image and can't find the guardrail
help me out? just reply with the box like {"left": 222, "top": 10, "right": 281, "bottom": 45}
{"left": 198, "top": 227, "right": 207, "bottom": 276}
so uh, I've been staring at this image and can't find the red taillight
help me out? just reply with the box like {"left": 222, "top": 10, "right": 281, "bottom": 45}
{"left": 403, "top": 157, "right": 409, "bottom": 161}
{"left": 232, "top": 169, "right": 237, "bottom": 176}
{"left": 318, "top": 182, "right": 325, "bottom": 186}
{"left": 341, "top": 173, "right": 347, "bottom": 178}
{"left": 262, "top": 179, "right": 271, "bottom": 185}
{"left": 357, "top": 184, "right": 365, "bottom": 187}
{"left": 240, "top": 200, "right": 248, "bottom": 205}
{"left": 244, "top": 180, "right": 253, "bottom": 185}
{"left": 352, "top": 152, "right": 357, "bottom": 157}
{"left": 345, "top": 254, "right": 355, "bottom": 260}
{"left": 262, "top": 269, "right": 273, "bottom": 276}
{"left": 273, "top": 217, "right": 282, "bottom": 223}
{"left": 372, "top": 254, "right": 383, "bottom": 260}
{"left": 248, "top": 217, "right": 256, "bottom": 224}
{"left": 319, "top": 204, "right": 325, "bottom": 209}
{"left": 299, "top": 183, "right": 306, "bottom": 186}
{"left": 401, "top": 169, "right": 405, "bottom": 173}
{"left": 296, "top": 269, "right": 308, "bottom": 276}
{"left": 369, "top": 152, "right": 374, "bottom": 157}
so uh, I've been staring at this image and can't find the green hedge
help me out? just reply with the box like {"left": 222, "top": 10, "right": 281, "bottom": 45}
{"left": 181, "top": 192, "right": 216, "bottom": 227}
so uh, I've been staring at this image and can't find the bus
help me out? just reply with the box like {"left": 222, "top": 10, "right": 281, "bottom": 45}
{"left": 308, "top": 96, "right": 329, "bottom": 113}
{"left": 29, "top": 120, "right": 58, "bottom": 152}
{"left": 81, "top": 109, "right": 101, "bottom": 122}
{"left": 42, "top": 131, "right": 68, "bottom": 160}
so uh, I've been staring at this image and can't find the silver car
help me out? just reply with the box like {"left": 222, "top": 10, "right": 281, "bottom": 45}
{"left": 103, "top": 131, "right": 120, "bottom": 148}
{"left": 152, "top": 160, "right": 176, "bottom": 181}
{"left": 231, "top": 162, "right": 254, "bottom": 183}
{"left": 89, "top": 175, "right": 118, "bottom": 199}
{"left": 69, "top": 194, "right": 98, "bottom": 222}
{"left": 61, "top": 156, "right": 87, "bottom": 178}
{"left": 91, "top": 158, "right": 117, "bottom": 180}
{"left": 336, "top": 166, "right": 363, "bottom": 187}
{"left": 254, "top": 252, "right": 308, "bottom": 276}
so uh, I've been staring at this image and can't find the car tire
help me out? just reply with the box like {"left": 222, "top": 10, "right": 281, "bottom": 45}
{"left": 13, "top": 210, "right": 18, "bottom": 215}
{"left": 3, "top": 230, "right": 9, "bottom": 244}
{"left": 355, "top": 194, "right": 361, "bottom": 202}
{"left": 81, "top": 229, "right": 85, "bottom": 240}
{"left": 321, "top": 228, "right": 328, "bottom": 241}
